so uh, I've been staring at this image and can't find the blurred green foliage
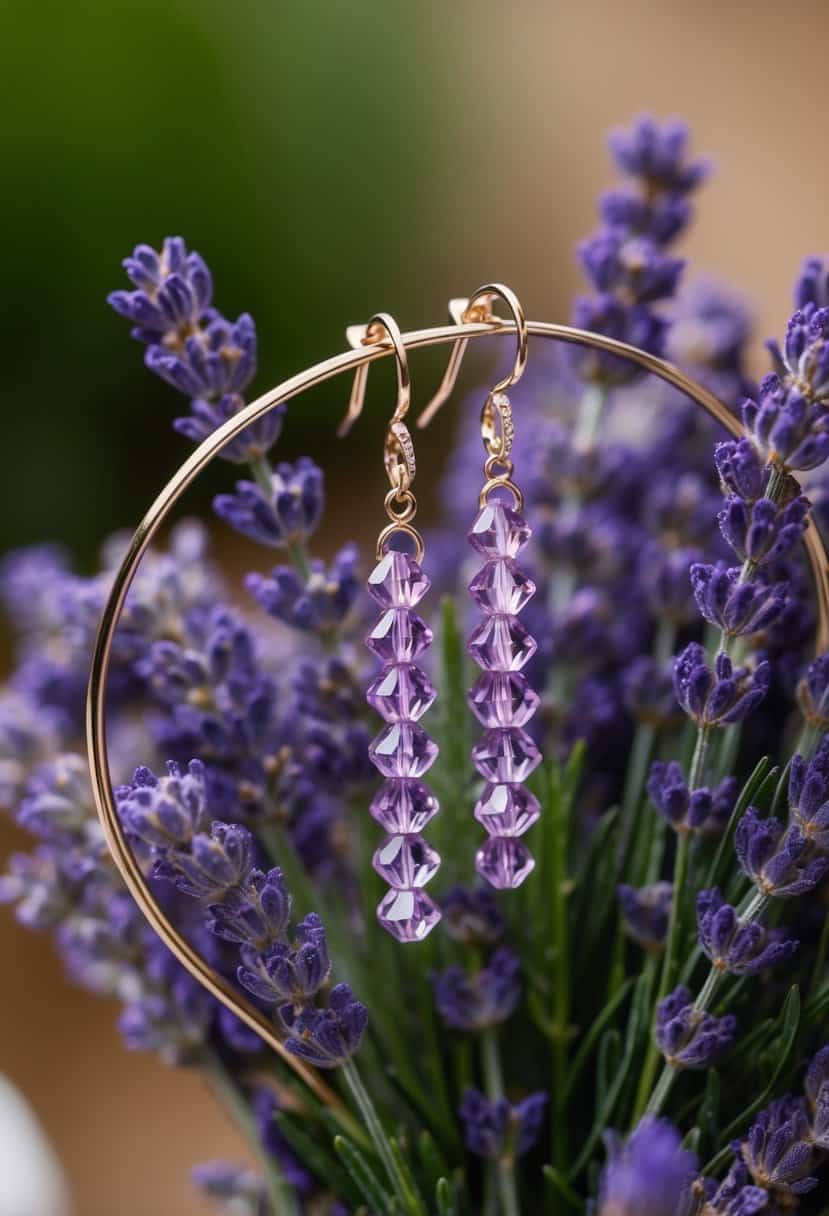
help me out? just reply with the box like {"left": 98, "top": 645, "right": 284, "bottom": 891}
{"left": 1, "top": 1, "right": 453, "bottom": 559}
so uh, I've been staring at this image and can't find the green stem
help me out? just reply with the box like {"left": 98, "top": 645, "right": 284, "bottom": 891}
{"left": 205, "top": 1051, "right": 300, "bottom": 1216}
{"left": 550, "top": 771, "right": 571, "bottom": 1170}
{"left": 688, "top": 726, "right": 711, "bottom": 791}
{"left": 343, "top": 1058, "right": 421, "bottom": 1215}
{"left": 481, "top": 1028, "right": 521, "bottom": 1216}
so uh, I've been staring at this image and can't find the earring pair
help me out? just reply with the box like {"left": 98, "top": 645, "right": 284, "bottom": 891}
{"left": 343, "top": 288, "right": 541, "bottom": 943}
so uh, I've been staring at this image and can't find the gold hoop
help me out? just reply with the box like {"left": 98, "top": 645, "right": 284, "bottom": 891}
{"left": 87, "top": 312, "right": 829, "bottom": 1099}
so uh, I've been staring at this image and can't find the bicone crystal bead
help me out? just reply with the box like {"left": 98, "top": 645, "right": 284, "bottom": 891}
{"left": 367, "top": 663, "right": 436, "bottom": 722}
{"left": 468, "top": 671, "right": 540, "bottom": 728}
{"left": 367, "top": 551, "right": 431, "bottom": 608}
{"left": 368, "top": 722, "right": 439, "bottom": 778}
{"left": 472, "top": 727, "right": 541, "bottom": 782}
{"left": 366, "top": 609, "right": 433, "bottom": 664}
{"left": 377, "top": 887, "right": 442, "bottom": 943}
{"left": 370, "top": 778, "right": 439, "bottom": 833}
{"left": 373, "top": 833, "right": 441, "bottom": 888}
{"left": 475, "top": 782, "right": 541, "bottom": 836}
{"left": 468, "top": 503, "right": 531, "bottom": 560}
{"left": 475, "top": 837, "right": 535, "bottom": 890}
{"left": 469, "top": 559, "right": 536, "bottom": 616}
{"left": 467, "top": 614, "right": 537, "bottom": 672}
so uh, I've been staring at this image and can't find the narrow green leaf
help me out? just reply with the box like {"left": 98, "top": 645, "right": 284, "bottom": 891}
{"left": 334, "top": 1135, "right": 396, "bottom": 1215}
{"left": 704, "top": 757, "right": 770, "bottom": 892}
{"left": 276, "top": 1114, "right": 357, "bottom": 1206}
{"left": 435, "top": 1177, "right": 457, "bottom": 1216}
{"left": 389, "top": 1137, "right": 428, "bottom": 1216}
{"left": 563, "top": 978, "right": 634, "bottom": 1100}
{"left": 542, "top": 1164, "right": 585, "bottom": 1211}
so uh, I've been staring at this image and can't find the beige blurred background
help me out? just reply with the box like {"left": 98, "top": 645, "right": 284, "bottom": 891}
{"left": 3, "top": 1, "right": 829, "bottom": 1212}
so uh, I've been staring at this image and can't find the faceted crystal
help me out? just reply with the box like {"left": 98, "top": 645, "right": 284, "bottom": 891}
{"left": 367, "top": 664, "right": 436, "bottom": 722}
{"left": 468, "top": 503, "right": 531, "bottom": 559}
{"left": 468, "top": 671, "right": 540, "bottom": 728}
{"left": 366, "top": 609, "right": 433, "bottom": 664}
{"left": 475, "top": 837, "right": 535, "bottom": 890}
{"left": 472, "top": 727, "right": 541, "bottom": 782}
{"left": 377, "top": 887, "right": 442, "bottom": 942}
{"left": 475, "top": 783, "right": 541, "bottom": 836}
{"left": 367, "top": 551, "right": 431, "bottom": 608}
{"left": 368, "top": 722, "right": 439, "bottom": 778}
{"left": 468, "top": 614, "right": 537, "bottom": 672}
{"left": 373, "top": 833, "right": 441, "bottom": 888}
{"left": 370, "top": 778, "right": 439, "bottom": 833}
{"left": 469, "top": 559, "right": 536, "bottom": 616}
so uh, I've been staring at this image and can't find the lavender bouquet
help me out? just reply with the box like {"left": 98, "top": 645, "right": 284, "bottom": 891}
{"left": 4, "top": 115, "right": 829, "bottom": 1216}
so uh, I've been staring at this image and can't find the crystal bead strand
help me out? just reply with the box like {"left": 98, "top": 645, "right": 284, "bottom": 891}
{"left": 467, "top": 498, "right": 542, "bottom": 889}
{"left": 366, "top": 550, "right": 442, "bottom": 941}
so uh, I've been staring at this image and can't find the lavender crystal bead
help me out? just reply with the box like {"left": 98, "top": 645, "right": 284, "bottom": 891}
{"left": 468, "top": 503, "right": 532, "bottom": 559}
{"left": 377, "top": 887, "right": 442, "bottom": 943}
{"left": 373, "top": 833, "right": 441, "bottom": 888}
{"left": 367, "top": 551, "right": 431, "bottom": 608}
{"left": 370, "top": 779, "right": 439, "bottom": 833}
{"left": 468, "top": 615, "right": 537, "bottom": 672}
{"left": 468, "top": 671, "right": 540, "bottom": 727}
{"left": 475, "top": 837, "right": 536, "bottom": 890}
{"left": 366, "top": 608, "right": 433, "bottom": 663}
{"left": 469, "top": 559, "right": 536, "bottom": 615}
{"left": 475, "top": 783, "right": 541, "bottom": 836}
{"left": 472, "top": 727, "right": 542, "bottom": 783}
{"left": 366, "top": 664, "right": 436, "bottom": 722}
{"left": 368, "top": 722, "right": 438, "bottom": 778}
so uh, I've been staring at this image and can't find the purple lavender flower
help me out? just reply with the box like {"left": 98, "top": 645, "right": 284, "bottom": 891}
{"left": 797, "top": 653, "right": 829, "bottom": 730}
{"left": 717, "top": 494, "right": 808, "bottom": 567}
{"left": 689, "top": 563, "right": 787, "bottom": 638}
{"left": 805, "top": 1045, "right": 829, "bottom": 1148}
{"left": 795, "top": 256, "right": 829, "bottom": 310}
{"left": 622, "top": 657, "right": 679, "bottom": 729}
{"left": 666, "top": 278, "right": 754, "bottom": 405}
{"left": 16, "top": 754, "right": 100, "bottom": 848}
{"left": 191, "top": 1162, "right": 267, "bottom": 1211}
{"left": 607, "top": 116, "right": 709, "bottom": 193}
{"left": 237, "top": 913, "right": 330, "bottom": 1009}
{"left": 618, "top": 883, "right": 673, "bottom": 950}
{"left": 572, "top": 294, "right": 669, "bottom": 384}
{"left": 213, "top": 459, "right": 324, "bottom": 548}
{"left": 738, "top": 1097, "right": 819, "bottom": 1204}
{"left": 117, "top": 760, "right": 209, "bottom": 852}
{"left": 175, "top": 395, "right": 285, "bottom": 465}
{"left": 673, "top": 643, "right": 770, "bottom": 728}
{"left": 434, "top": 948, "right": 521, "bottom": 1031}
{"left": 577, "top": 233, "right": 684, "bottom": 305}
{"left": 735, "top": 807, "right": 829, "bottom": 898}
{"left": 788, "top": 742, "right": 829, "bottom": 848}
{"left": 246, "top": 545, "right": 360, "bottom": 632}
{"left": 207, "top": 866, "right": 292, "bottom": 952}
{"left": 714, "top": 439, "right": 765, "bottom": 502}
{"left": 692, "top": 1161, "right": 769, "bottom": 1216}
{"left": 647, "top": 761, "right": 735, "bottom": 835}
{"left": 655, "top": 986, "right": 736, "bottom": 1070}
{"left": 597, "top": 1116, "right": 697, "bottom": 1216}
{"left": 280, "top": 983, "right": 367, "bottom": 1069}
{"left": 641, "top": 546, "right": 704, "bottom": 627}
{"left": 441, "top": 885, "right": 505, "bottom": 946}
{"left": 459, "top": 1088, "right": 547, "bottom": 1161}
{"left": 696, "top": 888, "right": 797, "bottom": 975}
{"left": 742, "top": 373, "right": 829, "bottom": 473}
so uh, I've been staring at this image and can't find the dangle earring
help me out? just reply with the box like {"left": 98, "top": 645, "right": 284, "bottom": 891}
{"left": 342, "top": 314, "right": 442, "bottom": 942}
{"left": 422, "top": 285, "right": 541, "bottom": 890}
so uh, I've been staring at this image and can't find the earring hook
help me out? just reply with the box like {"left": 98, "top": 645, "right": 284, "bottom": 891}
{"left": 417, "top": 283, "right": 528, "bottom": 428}
{"left": 337, "top": 312, "right": 411, "bottom": 438}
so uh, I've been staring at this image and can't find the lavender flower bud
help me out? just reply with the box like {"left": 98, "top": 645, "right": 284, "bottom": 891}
{"left": 735, "top": 808, "right": 829, "bottom": 898}
{"left": 459, "top": 1088, "right": 547, "bottom": 1161}
{"left": 207, "top": 866, "right": 292, "bottom": 952}
{"left": 172, "top": 822, "right": 254, "bottom": 902}
{"left": 742, "top": 374, "right": 829, "bottom": 473}
{"left": 174, "top": 395, "right": 285, "bottom": 465}
{"left": 795, "top": 256, "right": 829, "bottom": 310}
{"left": 280, "top": 982, "right": 367, "bottom": 1069}
{"left": 237, "top": 913, "right": 330, "bottom": 1008}
{"left": 690, "top": 563, "right": 788, "bottom": 638}
{"left": 714, "top": 438, "right": 765, "bottom": 501}
{"left": 696, "top": 888, "right": 797, "bottom": 975}
{"left": 692, "top": 1160, "right": 769, "bottom": 1215}
{"left": 245, "top": 544, "right": 360, "bottom": 632}
{"left": 622, "top": 658, "right": 679, "bottom": 729}
{"left": 607, "top": 115, "right": 709, "bottom": 194}
{"left": 796, "top": 654, "right": 829, "bottom": 730}
{"left": 739, "top": 1097, "right": 819, "bottom": 1203}
{"left": 17, "top": 754, "right": 97, "bottom": 845}
{"left": 597, "top": 1116, "right": 698, "bottom": 1216}
{"left": 600, "top": 188, "right": 690, "bottom": 244}
{"left": 768, "top": 305, "right": 829, "bottom": 401}
{"left": 571, "top": 294, "right": 668, "bottom": 385}
{"left": 441, "top": 885, "right": 504, "bottom": 946}
{"left": 647, "top": 761, "right": 735, "bottom": 835}
{"left": 144, "top": 313, "right": 257, "bottom": 399}
{"left": 117, "top": 760, "right": 209, "bottom": 852}
{"left": 717, "top": 494, "right": 808, "bottom": 566}
{"left": 673, "top": 643, "right": 769, "bottom": 729}
{"left": 213, "top": 459, "right": 324, "bottom": 548}
{"left": 805, "top": 1045, "right": 829, "bottom": 1149}
{"left": 641, "top": 546, "right": 703, "bottom": 627}
{"left": 577, "top": 232, "right": 684, "bottom": 304}
{"left": 788, "top": 745, "right": 829, "bottom": 849}
{"left": 655, "top": 985, "right": 736, "bottom": 1070}
{"left": 434, "top": 948, "right": 521, "bottom": 1031}
{"left": 618, "top": 882, "right": 672, "bottom": 950}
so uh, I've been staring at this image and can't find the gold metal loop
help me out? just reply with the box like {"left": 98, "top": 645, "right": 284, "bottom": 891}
{"left": 384, "top": 418, "right": 416, "bottom": 494}
{"left": 418, "top": 283, "right": 528, "bottom": 427}
{"left": 384, "top": 486, "right": 417, "bottom": 524}
{"left": 376, "top": 521, "right": 425, "bottom": 564}
{"left": 484, "top": 453, "right": 515, "bottom": 482}
{"left": 86, "top": 311, "right": 829, "bottom": 1101}
{"left": 338, "top": 312, "right": 410, "bottom": 437}
{"left": 481, "top": 391, "right": 515, "bottom": 462}
{"left": 479, "top": 476, "right": 525, "bottom": 510}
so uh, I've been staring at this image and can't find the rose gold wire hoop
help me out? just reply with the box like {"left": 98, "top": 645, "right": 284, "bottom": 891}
{"left": 86, "top": 312, "right": 829, "bottom": 1101}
